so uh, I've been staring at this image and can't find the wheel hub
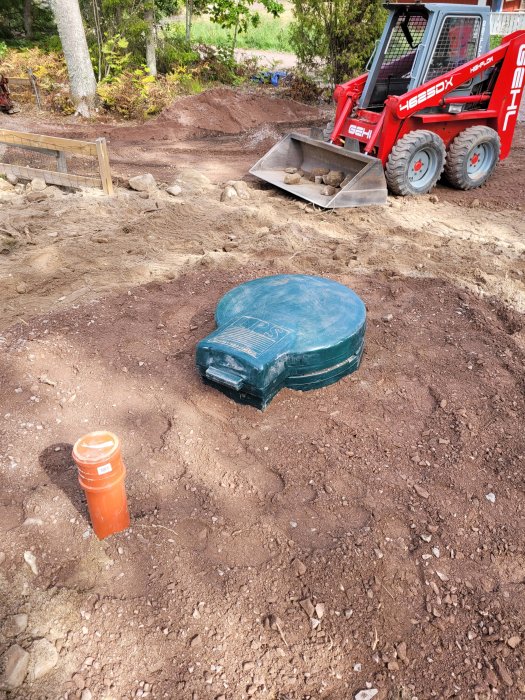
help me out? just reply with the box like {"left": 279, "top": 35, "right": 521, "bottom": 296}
{"left": 408, "top": 148, "right": 438, "bottom": 191}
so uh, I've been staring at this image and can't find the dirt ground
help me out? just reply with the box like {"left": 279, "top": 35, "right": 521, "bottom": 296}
{"left": 0, "top": 88, "right": 525, "bottom": 700}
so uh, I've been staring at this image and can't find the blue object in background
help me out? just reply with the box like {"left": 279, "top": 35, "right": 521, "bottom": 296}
{"left": 196, "top": 274, "right": 367, "bottom": 410}
{"left": 251, "top": 70, "right": 288, "bottom": 86}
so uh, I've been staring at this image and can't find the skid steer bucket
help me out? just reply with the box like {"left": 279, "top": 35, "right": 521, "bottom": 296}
{"left": 250, "top": 132, "right": 388, "bottom": 208}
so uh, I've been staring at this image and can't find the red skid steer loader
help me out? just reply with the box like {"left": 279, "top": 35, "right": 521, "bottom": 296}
{"left": 251, "top": 2, "right": 525, "bottom": 207}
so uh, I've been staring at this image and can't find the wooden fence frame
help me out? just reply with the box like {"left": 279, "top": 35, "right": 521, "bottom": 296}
{"left": 0, "top": 128, "right": 114, "bottom": 195}
{"left": 8, "top": 70, "right": 42, "bottom": 108}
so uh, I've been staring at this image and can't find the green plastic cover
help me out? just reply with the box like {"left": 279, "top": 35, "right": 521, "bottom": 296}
{"left": 196, "top": 274, "right": 366, "bottom": 409}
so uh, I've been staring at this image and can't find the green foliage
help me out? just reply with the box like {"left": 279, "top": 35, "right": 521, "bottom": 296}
{"left": 96, "top": 34, "right": 132, "bottom": 78}
{"left": 190, "top": 14, "right": 292, "bottom": 52}
{"left": 290, "top": 0, "right": 386, "bottom": 85}
{"left": 206, "top": 0, "right": 284, "bottom": 56}
{"left": 0, "top": 41, "right": 7, "bottom": 60}
{"left": 490, "top": 35, "right": 503, "bottom": 50}
{"left": 157, "top": 26, "right": 202, "bottom": 72}
{"left": 97, "top": 65, "right": 201, "bottom": 118}
{"left": 0, "top": 0, "right": 54, "bottom": 40}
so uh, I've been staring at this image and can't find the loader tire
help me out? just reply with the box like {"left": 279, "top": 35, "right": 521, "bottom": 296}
{"left": 385, "top": 130, "right": 446, "bottom": 196}
{"left": 444, "top": 126, "right": 500, "bottom": 190}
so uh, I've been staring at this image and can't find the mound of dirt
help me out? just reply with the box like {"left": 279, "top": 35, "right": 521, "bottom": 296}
{"left": 111, "top": 87, "right": 323, "bottom": 142}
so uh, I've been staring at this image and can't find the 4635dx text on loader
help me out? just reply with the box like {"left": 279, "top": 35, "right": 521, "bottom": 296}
{"left": 251, "top": 2, "right": 525, "bottom": 207}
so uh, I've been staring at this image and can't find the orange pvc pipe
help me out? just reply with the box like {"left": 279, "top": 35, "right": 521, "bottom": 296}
{"left": 72, "top": 431, "right": 130, "bottom": 540}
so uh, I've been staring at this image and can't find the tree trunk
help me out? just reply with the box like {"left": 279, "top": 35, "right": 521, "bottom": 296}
{"left": 185, "top": 0, "right": 194, "bottom": 42}
{"left": 145, "top": 8, "right": 157, "bottom": 77}
{"left": 50, "top": 0, "right": 98, "bottom": 117}
{"left": 23, "top": 0, "right": 33, "bottom": 39}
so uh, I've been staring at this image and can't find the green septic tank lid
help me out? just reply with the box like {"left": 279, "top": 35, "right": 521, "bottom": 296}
{"left": 196, "top": 274, "right": 366, "bottom": 409}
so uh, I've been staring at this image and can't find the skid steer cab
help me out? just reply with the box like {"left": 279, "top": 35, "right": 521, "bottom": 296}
{"left": 251, "top": 2, "right": 525, "bottom": 208}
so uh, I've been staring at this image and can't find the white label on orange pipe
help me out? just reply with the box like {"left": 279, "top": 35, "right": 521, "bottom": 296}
{"left": 97, "top": 463, "right": 113, "bottom": 475}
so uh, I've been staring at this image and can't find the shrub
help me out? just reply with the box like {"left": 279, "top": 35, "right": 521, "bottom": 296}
{"left": 290, "top": 0, "right": 386, "bottom": 85}
{"left": 97, "top": 66, "right": 205, "bottom": 120}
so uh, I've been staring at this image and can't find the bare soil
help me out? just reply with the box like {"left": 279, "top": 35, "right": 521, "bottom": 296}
{"left": 0, "top": 88, "right": 524, "bottom": 700}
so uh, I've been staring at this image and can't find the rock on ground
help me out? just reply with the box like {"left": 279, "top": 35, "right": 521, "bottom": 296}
{"left": 0, "top": 178, "right": 14, "bottom": 191}
{"left": 27, "top": 639, "right": 58, "bottom": 681}
{"left": 2, "top": 614, "right": 28, "bottom": 637}
{"left": 221, "top": 185, "right": 238, "bottom": 202}
{"left": 30, "top": 177, "right": 47, "bottom": 192}
{"left": 166, "top": 184, "right": 182, "bottom": 197}
{"left": 176, "top": 169, "right": 211, "bottom": 187}
{"left": 129, "top": 174, "right": 157, "bottom": 192}
{"left": 226, "top": 180, "right": 250, "bottom": 199}
{"left": 0, "top": 644, "right": 29, "bottom": 690}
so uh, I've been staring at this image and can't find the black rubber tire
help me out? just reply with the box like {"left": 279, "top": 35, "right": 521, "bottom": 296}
{"left": 385, "top": 130, "right": 446, "bottom": 196}
{"left": 444, "top": 126, "right": 500, "bottom": 190}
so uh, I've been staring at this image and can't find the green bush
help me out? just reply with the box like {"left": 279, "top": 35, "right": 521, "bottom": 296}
{"left": 290, "top": 0, "right": 386, "bottom": 85}
{"left": 0, "top": 40, "right": 7, "bottom": 60}
{"left": 157, "top": 29, "right": 201, "bottom": 73}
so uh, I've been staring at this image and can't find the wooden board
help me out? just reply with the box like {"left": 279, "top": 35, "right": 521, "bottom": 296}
{"left": 0, "top": 163, "right": 102, "bottom": 189}
{"left": 95, "top": 138, "right": 114, "bottom": 196}
{"left": 0, "top": 129, "right": 98, "bottom": 157}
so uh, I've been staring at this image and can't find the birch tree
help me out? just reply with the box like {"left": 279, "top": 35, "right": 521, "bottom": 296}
{"left": 50, "top": 0, "right": 98, "bottom": 116}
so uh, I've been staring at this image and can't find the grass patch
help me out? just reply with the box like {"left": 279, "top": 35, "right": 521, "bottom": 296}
{"left": 189, "top": 15, "right": 293, "bottom": 52}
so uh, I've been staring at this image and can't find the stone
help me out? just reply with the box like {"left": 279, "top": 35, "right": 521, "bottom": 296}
{"left": 291, "top": 558, "right": 307, "bottom": 576}
{"left": 310, "top": 167, "right": 329, "bottom": 178}
{"left": 382, "top": 314, "right": 394, "bottom": 322}
{"left": 284, "top": 167, "right": 297, "bottom": 174}
{"left": 284, "top": 173, "right": 301, "bottom": 185}
{"left": 16, "top": 282, "right": 28, "bottom": 294}
{"left": 485, "top": 492, "right": 496, "bottom": 503}
{"left": 177, "top": 169, "right": 211, "bottom": 187}
{"left": 355, "top": 690, "right": 378, "bottom": 700}
{"left": 396, "top": 641, "right": 408, "bottom": 663}
{"left": 495, "top": 658, "right": 513, "bottom": 686}
{"left": 322, "top": 170, "right": 345, "bottom": 187}
{"left": 30, "top": 177, "right": 47, "bottom": 192}
{"left": 227, "top": 180, "right": 250, "bottom": 199}
{"left": 73, "top": 673, "right": 86, "bottom": 688}
{"left": 470, "top": 198, "right": 480, "bottom": 208}
{"left": 507, "top": 636, "right": 521, "bottom": 649}
{"left": 23, "top": 551, "right": 38, "bottom": 575}
{"left": 27, "top": 639, "right": 58, "bottom": 681}
{"left": 0, "top": 645, "right": 29, "bottom": 689}
{"left": 128, "top": 174, "right": 157, "bottom": 192}
{"left": 166, "top": 185, "right": 182, "bottom": 197}
{"left": 314, "top": 176, "right": 324, "bottom": 185}
{"left": 220, "top": 185, "right": 238, "bottom": 202}
{"left": 0, "top": 178, "right": 14, "bottom": 191}
{"left": 6, "top": 173, "right": 18, "bottom": 186}
{"left": 190, "top": 634, "right": 201, "bottom": 647}
{"left": 3, "top": 614, "right": 28, "bottom": 637}
{"left": 414, "top": 484, "right": 430, "bottom": 499}
{"left": 26, "top": 191, "right": 47, "bottom": 203}
{"left": 81, "top": 690, "right": 93, "bottom": 700}
{"left": 429, "top": 194, "right": 439, "bottom": 204}
{"left": 299, "top": 598, "right": 315, "bottom": 618}
{"left": 320, "top": 185, "right": 337, "bottom": 196}
{"left": 314, "top": 603, "right": 325, "bottom": 619}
